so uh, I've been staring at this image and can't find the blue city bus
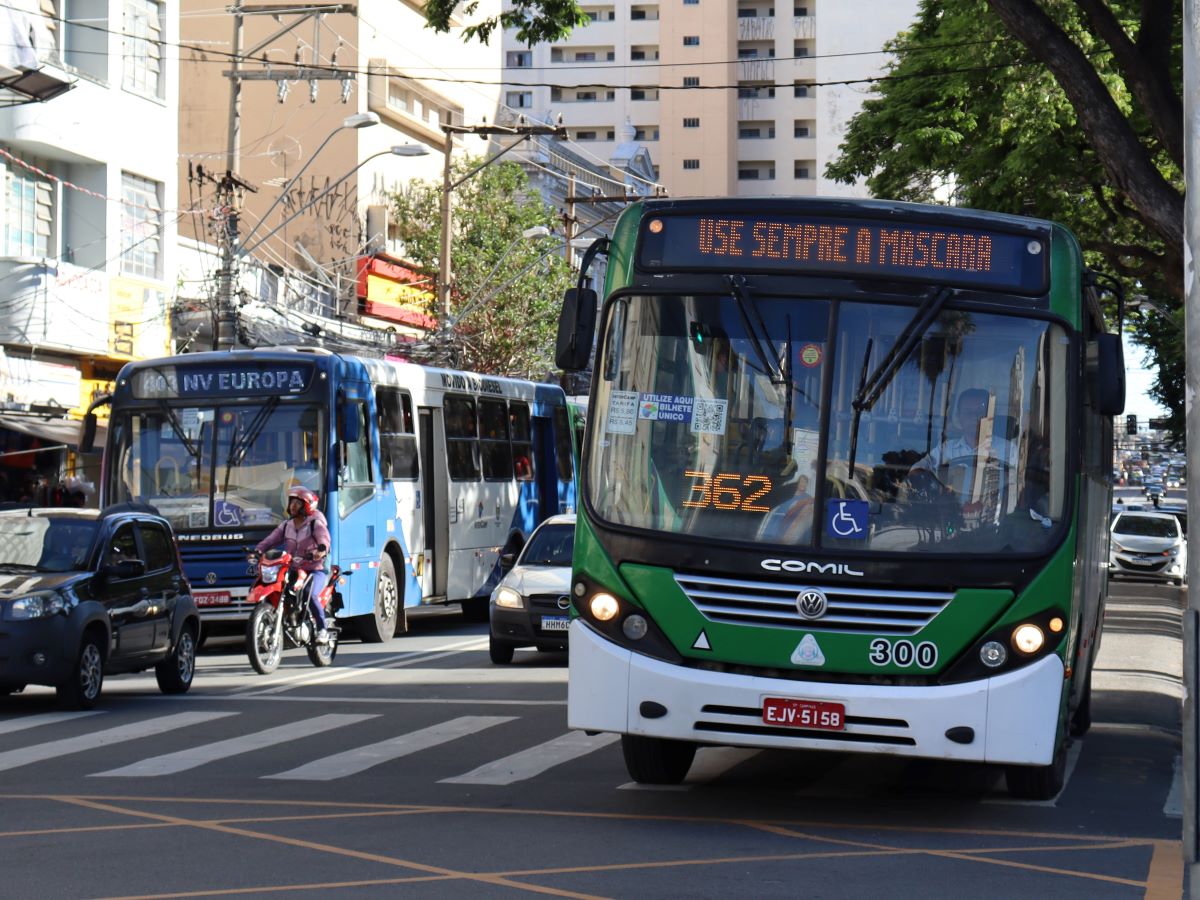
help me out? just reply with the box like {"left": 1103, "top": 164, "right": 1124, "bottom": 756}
{"left": 91, "top": 348, "right": 577, "bottom": 642}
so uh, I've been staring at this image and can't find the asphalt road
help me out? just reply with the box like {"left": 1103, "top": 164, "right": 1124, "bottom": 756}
{"left": 0, "top": 573, "right": 1185, "bottom": 900}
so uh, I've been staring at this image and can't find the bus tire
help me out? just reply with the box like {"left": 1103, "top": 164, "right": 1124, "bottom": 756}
{"left": 621, "top": 734, "right": 696, "bottom": 785}
{"left": 1070, "top": 644, "right": 1095, "bottom": 737}
{"left": 360, "top": 555, "right": 399, "bottom": 643}
{"left": 1005, "top": 735, "right": 1067, "bottom": 800}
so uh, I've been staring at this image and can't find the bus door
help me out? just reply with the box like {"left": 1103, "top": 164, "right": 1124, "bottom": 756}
{"left": 533, "top": 413, "right": 560, "bottom": 521}
{"left": 335, "top": 383, "right": 379, "bottom": 615}
{"left": 419, "top": 408, "right": 449, "bottom": 599}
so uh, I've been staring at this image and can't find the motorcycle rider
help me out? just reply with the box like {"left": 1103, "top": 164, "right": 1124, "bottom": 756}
{"left": 252, "top": 486, "right": 333, "bottom": 643}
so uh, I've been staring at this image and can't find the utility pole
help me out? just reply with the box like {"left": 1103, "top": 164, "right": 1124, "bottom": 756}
{"left": 437, "top": 120, "right": 566, "bottom": 328}
{"left": 213, "top": 1, "right": 357, "bottom": 350}
{"left": 1182, "top": 0, "right": 1198, "bottom": 887}
{"left": 561, "top": 174, "right": 576, "bottom": 269}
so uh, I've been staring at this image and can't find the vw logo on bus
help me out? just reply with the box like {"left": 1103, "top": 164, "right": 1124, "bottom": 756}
{"left": 795, "top": 588, "right": 829, "bottom": 620}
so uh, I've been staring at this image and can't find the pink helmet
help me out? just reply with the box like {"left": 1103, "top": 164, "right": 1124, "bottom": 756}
{"left": 287, "top": 485, "right": 319, "bottom": 517}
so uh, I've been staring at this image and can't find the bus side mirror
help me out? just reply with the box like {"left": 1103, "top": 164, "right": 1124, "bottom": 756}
{"left": 1092, "top": 333, "right": 1125, "bottom": 416}
{"left": 556, "top": 288, "right": 597, "bottom": 372}
{"left": 338, "top": 404, "right": 361, "bottom": 443}
{"left": 80, "top": 413, "right": 97, "bottom": 453}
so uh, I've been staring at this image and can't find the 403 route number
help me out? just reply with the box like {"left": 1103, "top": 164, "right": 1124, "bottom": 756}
{"left": 868, "top": 638, "right": 938, "bottom": 670}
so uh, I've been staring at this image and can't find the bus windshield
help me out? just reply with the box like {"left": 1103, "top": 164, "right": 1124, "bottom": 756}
{"left": 107, "top": 403, "right": 325, "bottom": 532}
{"left": 586, "top": 293, "right": 1068, "bottom": 555}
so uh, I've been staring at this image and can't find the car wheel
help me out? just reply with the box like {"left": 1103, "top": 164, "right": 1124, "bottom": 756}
{"left": 621, "top": 734, "right": 697, "bottom": 785}
{"left": 155, "top": 625, "right": 197, "bottom": 694}
{"left": 360, "top": 555, "right": 400, "bottom": 643}
{"left": 489, "top": 633, "right": 515, "bottom": 665}
{"left": 57, "top": 634, "right": 104, "bottom": 710}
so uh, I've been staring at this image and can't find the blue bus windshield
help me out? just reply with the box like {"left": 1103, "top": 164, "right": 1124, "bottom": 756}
{"left": 107, "top": 403, "right": 324, "bottom": 532}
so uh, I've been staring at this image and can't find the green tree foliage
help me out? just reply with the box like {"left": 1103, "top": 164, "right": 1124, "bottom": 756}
{"left": 389, "top": 158, "right": 571, "bottom": 378}
{"left": 827, "top": 0, "right": 1183, "bottom": 432}
{"left": 424, "top": 0, "right": 587, "bottom": 45}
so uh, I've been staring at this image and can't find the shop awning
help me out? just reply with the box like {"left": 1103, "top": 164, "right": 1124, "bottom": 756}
{"left": 0, "top": 414, "right": 106, "bottom": 449}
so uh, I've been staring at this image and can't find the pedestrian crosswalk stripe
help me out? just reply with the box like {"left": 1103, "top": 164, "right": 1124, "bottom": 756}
{"left": 440, "top": 730, "right": 620, "bottom": 785}
{"left": 0, "top": 710, "right": 104, "bottom": 736}
{"left": 90, "top": 713, "right": 377, "bottom": 778}
{"left": 265, "top": 715, "right": 517, "bottom": 781}
{"left": 0, "top": 711, "right": 236, "bottom": 773}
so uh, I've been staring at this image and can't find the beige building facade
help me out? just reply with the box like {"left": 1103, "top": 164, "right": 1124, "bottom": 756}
{"left": 503, "top": 0, "right": 918, "bottom": 198}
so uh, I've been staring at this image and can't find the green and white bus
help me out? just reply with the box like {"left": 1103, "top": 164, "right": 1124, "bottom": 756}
{"left": 556, "top": 198, "right": 1125, "bottom": 799}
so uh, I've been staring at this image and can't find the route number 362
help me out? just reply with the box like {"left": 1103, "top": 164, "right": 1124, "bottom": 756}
{"left": 683, "top": 470, "right": 773, "bottom": 512}
{"left": 868, "top": 638, "right": 938, "bottom": 669}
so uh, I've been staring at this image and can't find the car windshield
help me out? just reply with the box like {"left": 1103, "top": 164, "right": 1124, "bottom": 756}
{"left": 107, "top": 403, "right": 324, "bottom": 532}
{"left": 519, "top": 524, "right": 575, "bottom": 566}
{"left": 0, "top": 516, "right": 99, "bottom": 572}
{"left": 587, "top": 293, "right": 1068, "bottom": 556}
{"left": 1114, "top": 515, "right": 1179, "bottom": 539}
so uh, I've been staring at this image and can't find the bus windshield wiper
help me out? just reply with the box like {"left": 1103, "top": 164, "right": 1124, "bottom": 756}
{"left": 728, "top": 275, "right": 785, "bottom": 385}
{"left": 220, "top": 396, "right": 280, "bottom": 497}
{"left": 156, "top": 400, "right": 197, "bottom": 460}
{"left": 852, "top": 286, "right": 953, "bottom": 413}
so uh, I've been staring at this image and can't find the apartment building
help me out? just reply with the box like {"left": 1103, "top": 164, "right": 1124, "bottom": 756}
{"left": 0, "top": 0, "right": 177, "bottom": 502}
{"left": 176, "top": 0, "right": 501, "bottom": 347}
{"left": 502, "top": 0, "right": 918, "bottom": 198}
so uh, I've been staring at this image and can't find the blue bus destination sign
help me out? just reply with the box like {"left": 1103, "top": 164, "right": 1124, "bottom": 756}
{"left": 637, "top": 213, "right": 1049, "bottom": 293}
{"left": 130, "top": 363, "right": 316, "bottom": 399}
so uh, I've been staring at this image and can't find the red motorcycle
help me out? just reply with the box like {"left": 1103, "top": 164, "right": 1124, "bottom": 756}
{"left": 244, "top": 546, "right": 343, "bottom": 674}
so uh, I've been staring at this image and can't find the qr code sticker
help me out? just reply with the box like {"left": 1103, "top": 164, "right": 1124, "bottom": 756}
{"left": 691, "top": 398, "right": 728, "bottom": 434}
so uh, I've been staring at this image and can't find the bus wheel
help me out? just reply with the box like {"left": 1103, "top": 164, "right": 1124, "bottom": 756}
{"left": 621, "top": 734, "right": 696, "bottom": 785}
{"left": 1005, "top": 735, "right": 1067, "bottom": 800}
{"left": 360, "top": 556, "right": 399, "bottom": 643}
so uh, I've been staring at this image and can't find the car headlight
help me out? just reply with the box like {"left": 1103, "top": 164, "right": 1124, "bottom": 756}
{"left": 260, "top": 564, "right": 282, "bottom": 584}
{"left": 9, "top": 592, "right": 66, "bottom": 620}
{"left": 492, "top": 586, "right": 524, "bottom": 609}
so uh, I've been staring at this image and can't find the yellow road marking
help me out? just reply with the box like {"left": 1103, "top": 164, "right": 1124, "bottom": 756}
{"left": 1144, "top": 839, "right": 1184, "bottom": 900}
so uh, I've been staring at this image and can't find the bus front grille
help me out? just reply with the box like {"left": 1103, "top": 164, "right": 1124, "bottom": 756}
{"left": 695, "top": 704, "right": 915, "bottom": 746}
{"left": 674, "top": 573, "right": 953, "bottom": 636}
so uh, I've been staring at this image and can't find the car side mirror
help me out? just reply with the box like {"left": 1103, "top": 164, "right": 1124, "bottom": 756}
{"left": 105, "top": 559, "right": 146, "bottom": 579}
{"left": 500, "top": 552, "right": 517, "bottom": 571}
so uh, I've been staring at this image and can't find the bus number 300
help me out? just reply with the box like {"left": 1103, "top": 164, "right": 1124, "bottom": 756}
{"left": 868, "top": 639, "right": 938, "bottom": 669}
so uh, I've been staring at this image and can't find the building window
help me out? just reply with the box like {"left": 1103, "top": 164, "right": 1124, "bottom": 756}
{"left": 4, "top": 166, "right": 51, "bottom": 258}
{"left": 631, "top": 50, "right": 645, "bottom": 60}
{"left": 577, "top": 130, "right": 597, "bottom": 141}
{"left": 794, "top": 81, "right": 812, "bottom": 97}
{"left": 795, "top": 5, "right": 808, "bottom": 13}
{"left": 683, "top": 159, "right": 700, "bottom": 170}
{"left": 606, "top": 130, "right": 615, "bottom": 140}
{"left": 794, "top": 123, "right": 810, "bottom": 137}
{"left": 683, "top": 35, "right": 700, "bottom": 46}
{"left": 683, "top": 76, "right": 699, "bottom": 87}
{"left": 631, "top": 88, "right": 646, "bottom": 100}
{"left": 121, "top": 172, "right": 162, "bottom": 279}
{"left": 577, "top": 90, "right": 597, "bottom": 101}
{"left": 123, "top": 0, "right": 163, "bottom": 98}
{"left": 683, "top": 117, "right": 699, "bottom": 128}
{"left": 506, "top": 91, "right": 532, "bottom": 108}
{"left": 506, "top": 51, "right": 532, "bottom": 67}
{"left": 575, "top": 51, "right": 595, "bottom": 62}
{"left": 683, "top": 0, "right": 698, "bottom": 4}
{"left": 794, "top": 162, "right": 811, "bottom": 179}
{"left": 634, "top": 127, "right": 659, "bottom": 141}
{"left": 631, "top": 8, "right": 645, "bottom": 18}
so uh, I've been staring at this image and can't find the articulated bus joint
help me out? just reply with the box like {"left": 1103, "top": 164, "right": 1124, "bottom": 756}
{"left": 571, "top": 574, "right": 681, "bottom": 664}
{"left": 938, "top": 607, "right": 1068, "bottom": 685}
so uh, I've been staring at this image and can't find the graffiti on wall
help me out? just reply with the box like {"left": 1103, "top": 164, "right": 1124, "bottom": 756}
{"left": 279, "top": 175, "right": 365, "bottom": 260}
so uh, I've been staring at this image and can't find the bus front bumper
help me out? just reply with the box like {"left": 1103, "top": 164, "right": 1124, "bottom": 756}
{"left": 567, "top": 620, "right": 1064, "bottom": 767}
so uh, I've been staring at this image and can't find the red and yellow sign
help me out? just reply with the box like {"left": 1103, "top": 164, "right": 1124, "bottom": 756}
{"left": 357, "top": 256, "right": 437, "bottom": 329}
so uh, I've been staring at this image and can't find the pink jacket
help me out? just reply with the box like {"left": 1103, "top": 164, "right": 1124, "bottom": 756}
{"left": 256, "top": 511, "right": 331, "bottom": 572}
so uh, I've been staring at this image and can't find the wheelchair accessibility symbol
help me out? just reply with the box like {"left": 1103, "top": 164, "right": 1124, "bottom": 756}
{"left": 214, "top": 500, "right": 243, "bottom": 527}
{"left": 825, "top": 499, "right": 868, "bottom": 540}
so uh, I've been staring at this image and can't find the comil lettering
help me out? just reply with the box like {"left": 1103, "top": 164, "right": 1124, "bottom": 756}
{"left": 760, "top": 559, "right": 865, "bottom": 577}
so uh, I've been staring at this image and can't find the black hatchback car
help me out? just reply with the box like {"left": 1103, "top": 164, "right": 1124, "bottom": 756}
{"left": 0, "top": 504, "right": 200, "bottom": 708}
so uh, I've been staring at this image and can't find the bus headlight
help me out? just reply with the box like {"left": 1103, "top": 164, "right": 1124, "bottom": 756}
{"left": 589, "top": 593, "right": 619, "bottom": 621}
{"left": 980, "top": 641, "right": 1007, "bottom": 667}
{"left": 493, "top": 586, "right": 524, "bottom": 609}
{"left": 1012, "top": 623, "right": 1045, "bottom": 655}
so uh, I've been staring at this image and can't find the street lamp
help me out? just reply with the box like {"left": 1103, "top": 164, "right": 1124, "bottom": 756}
{"left": 240, "top": 144, "right": 429, "bottom": 258}
{"left": 1128, "top": 294, "right": 1173, "bottom": 317}
{"left": 238, "top": 111, "right": 381, "bottom": 251}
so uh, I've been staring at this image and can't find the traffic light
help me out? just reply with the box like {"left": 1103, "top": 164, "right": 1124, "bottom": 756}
{"left": 1125, "top": 414, "right": 1137, "bottom": 435}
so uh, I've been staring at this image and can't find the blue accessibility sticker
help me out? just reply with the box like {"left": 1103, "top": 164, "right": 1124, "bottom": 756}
{"left": 825, "top": 499, "right": 869, "bottom": 540}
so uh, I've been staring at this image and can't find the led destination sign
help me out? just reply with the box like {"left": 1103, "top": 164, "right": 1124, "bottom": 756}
{"left": 130, "top": 363, "right": 316, "bottom": 399}
{"left": 637, "top": 213, "right": 1049, "bottom": 293}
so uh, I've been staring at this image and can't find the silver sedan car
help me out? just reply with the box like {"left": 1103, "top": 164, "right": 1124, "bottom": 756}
{"left": 1109, "top": 511, "right": 1187, "bottom": 586}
